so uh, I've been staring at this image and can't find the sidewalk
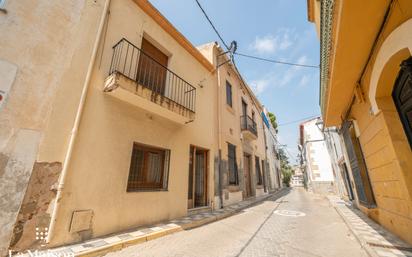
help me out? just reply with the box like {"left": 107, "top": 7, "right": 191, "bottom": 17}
{"left": 328, "top": 196, "right": 412, "bottom": 257}
{"left": 29, "top": 189, "right": 287, "bottom": 257}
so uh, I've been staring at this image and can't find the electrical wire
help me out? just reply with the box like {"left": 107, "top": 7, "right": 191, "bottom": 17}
{"left": 194, "top": 0, "right": 303, "bottom": 164}
{"left": 235, "top": 52, "right": 320, "bottom": 69}
{"left": 194, "top": 0, "right": 230, "bottom": 50}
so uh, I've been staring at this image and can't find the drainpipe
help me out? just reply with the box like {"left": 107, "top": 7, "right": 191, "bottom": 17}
{"left": 46, "top": 0, "right": 111, "bottom": 243}
{"left": 216, "top": 45, "right": 224, "bottom": 209}
{"left": 261, "top": 114, "right": 268, "bottom": 193}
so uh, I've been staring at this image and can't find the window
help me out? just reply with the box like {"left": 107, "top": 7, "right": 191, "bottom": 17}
{"left": 226, "top": 81, "right": 233, "bottom": 107}
{"left": 127, "top": 143, "right": 170, "bottom": 191}
{"left": 392, "top": 57, "right": 412, "bottom": 149}
{"left": 261, "top": 159, "right": 267, "bottom": 190}
{"left": 342, "top": 121, "right": 376, "bottom": 208}
{"left": 255, "top": 156, "right": 263, "bottom": 185}
{"left": 227, "top": 143, "right": 238, "bottom": 185}
{"left": 0, "top": 0, "right": 5, "bottom": 8}
{"left": 137, "top": 38, "right": 169, "bottom": 95}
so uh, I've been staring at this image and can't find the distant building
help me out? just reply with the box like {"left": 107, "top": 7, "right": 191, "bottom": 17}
{"left": 262, "top": 107, "right": 282, "bottom": 191}
{"left": 291, "top": 166, "right": 304, "bottom": 187}
{"left": 299, "top": 117, "right": 335, "bottom": 194}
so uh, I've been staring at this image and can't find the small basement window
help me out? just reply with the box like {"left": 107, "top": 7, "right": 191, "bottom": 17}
{"left": 127, "top": 142, "right": 170, "bottom": 192}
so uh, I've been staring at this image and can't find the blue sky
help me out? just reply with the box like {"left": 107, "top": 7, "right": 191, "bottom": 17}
{"left": 150, "top": 0, "right": 321, "bottom": 164}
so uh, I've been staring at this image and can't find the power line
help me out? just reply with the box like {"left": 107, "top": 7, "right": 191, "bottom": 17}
{"left": 278, "top": 115, "right": 320, "bottom": 127}
{"left": 194, "top": 0, "right": 229, "bottom": 50}
{"left": 193, "top": 0, "right": 304, "bottom": 164}
{"left": 194, "top": 1, "right": 319, "bottom": 70}
{"left": 235, "top": 53, "right": 320, "bottom": 69}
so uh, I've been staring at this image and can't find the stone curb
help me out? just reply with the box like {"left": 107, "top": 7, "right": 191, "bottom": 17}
{"left": 78, "top": 226, "right": 182, "bottom": 257}
{"left": 331, "top": 202, "right": 379, "bottom": 257}
{"left": 36, "top": 189, "right": 286, "bottom": 257}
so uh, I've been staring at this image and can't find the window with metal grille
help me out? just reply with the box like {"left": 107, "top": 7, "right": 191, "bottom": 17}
{"left": 227, "top": 143, "right": 238, "bottom": 185}
{"left": 392, "top": 57, "right": 412, "bottom": 149}
{"left": 255, "top": 156, "right": 263, "bottom": 185}
{"left": 341, "top": 121, "right": 376, "bottom": 208}
{"left": 127, "top": 143, "right": 170, "bottom": 192}
{"left": 226, "top": 81, "right": 233, "bottom": 107}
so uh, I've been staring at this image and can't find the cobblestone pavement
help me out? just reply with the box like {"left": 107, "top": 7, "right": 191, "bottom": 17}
{"left": 106, "top": 188, "right": 368, "bottom": 257}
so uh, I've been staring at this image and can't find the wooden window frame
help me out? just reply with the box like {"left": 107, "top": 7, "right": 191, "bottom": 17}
{"left": 126, "top": 142, "right": 170, "bottom": 192}
{"left": 227, "top": 143, "right": 239, "bottom": 185}
{"left": 226, "top": 81, "right": 233, "bottom": 107}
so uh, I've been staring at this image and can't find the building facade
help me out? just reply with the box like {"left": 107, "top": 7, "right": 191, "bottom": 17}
{"left": 197, "top": 43, "right": 277, "bottom": 207}
{"left": 0, "top": 0, "right": 281, "bottom": 254}
{"left": 308, "top": 0, "right": 412, "bottom": 244}
{"left": 323, "top": 126, "right": 354, "bottom": 201}
{"left": 1, "top": 0, "right": 220, "bottom": 253}
{"left": 262, "top": 108, "right": 282, "bottom": 192}
{"left": 299, "top": 117, "right": 335, "bottom": 195}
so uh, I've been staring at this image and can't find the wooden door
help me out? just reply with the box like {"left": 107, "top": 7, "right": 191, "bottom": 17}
{"left": 137, "top": 38, "right": 168, "bottom": 95}
{"left": 243, "top": 154, "right": 252, "bottom": 198}
{"left": 188, "top": 146, "right": 208, "bottom": 209}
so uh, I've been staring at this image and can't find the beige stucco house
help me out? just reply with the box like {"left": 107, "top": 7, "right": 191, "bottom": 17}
{"left": 0, "top": 0, "right": 281, "bottom": 254}
{"left": 1, "top": 0, "right": 218, "bottom": 252}
{"left": 198, "top": 43, "right": 273, "bottom": 207}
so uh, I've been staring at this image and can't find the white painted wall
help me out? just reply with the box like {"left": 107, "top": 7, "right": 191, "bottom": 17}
{"left": 302, "top": 119, "right": 334, "bottom": 183}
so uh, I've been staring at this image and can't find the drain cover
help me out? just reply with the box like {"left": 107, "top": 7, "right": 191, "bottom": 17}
{"left": 274, "top": 210, "right": 306, "bottom": 217}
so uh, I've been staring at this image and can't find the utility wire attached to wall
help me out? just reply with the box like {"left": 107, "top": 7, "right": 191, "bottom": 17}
{"left": 194, "top": 0, "right": 319, "bottom": 69}
{"left": 235, "top": 52, "right": 320, "bottom": 69}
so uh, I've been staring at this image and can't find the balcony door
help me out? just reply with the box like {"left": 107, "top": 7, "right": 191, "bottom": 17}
{"left": 241, "top": 99, "right": 248, "bottom": 127}
{"left": 137, "top": 38, "right": 168, "bottom": 95}
{"left": 188, "top": 146, "right": 209, "bottom": 209}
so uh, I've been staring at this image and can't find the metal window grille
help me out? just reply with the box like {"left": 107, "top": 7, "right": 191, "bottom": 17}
{"left": 227, "top": 143, "right": 239, "bottom": 185}
{"left": 341, "top": 121, "right": 376, "bottom": 208}
{"left": 127, "top": 142, "right": 170, "bottom": 191}
{"left": 255, "top": 156, "right": 263, "bottom": 185}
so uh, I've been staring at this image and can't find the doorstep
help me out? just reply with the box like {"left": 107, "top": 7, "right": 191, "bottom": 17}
{"left": 25, "top": 189, "right": 285, "bottom": 257}
{"left": 328, "top": 196, "right": 412, "bottom": 257}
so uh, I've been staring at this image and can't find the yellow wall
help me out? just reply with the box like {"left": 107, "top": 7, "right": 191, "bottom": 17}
{"left": 323, "top": 0, "right": 412, "bottom": 244}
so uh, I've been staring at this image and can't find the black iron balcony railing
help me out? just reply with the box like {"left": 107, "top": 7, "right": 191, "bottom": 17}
{"left": 240, "top": 115, "right": 258, "bottom": 137}
{"left": 109, "top": 38, "right": 196, "bottom": 113}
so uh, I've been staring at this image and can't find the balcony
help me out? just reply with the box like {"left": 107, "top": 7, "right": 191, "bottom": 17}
{"left": 240, "top": 115, "right": 258, "bottom": 140}
{"left": 103, "top": 38, "right": 196, "bottom": 124}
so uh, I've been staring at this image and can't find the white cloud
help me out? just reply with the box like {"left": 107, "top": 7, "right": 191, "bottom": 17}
{"left": 251, "top": 35, "right": 277, "bottom": 54}
{"left": 251, "top": 78, "right": 270, "bottom": 95}
{"left": 248, "top": 55, "right": 312, "bottom": 95}
{"left": 250, "top": 29, "right": 296, "bottom": 55}
{"left": 296, "top": 55, "right": 308, "bottom": 65}
{"left": 298, "top": 74, "right": 310, "bottom": 88}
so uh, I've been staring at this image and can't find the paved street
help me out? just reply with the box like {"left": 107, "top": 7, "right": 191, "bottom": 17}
{"left": 106, "top": 188, "right": 367, "bottom": 257}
